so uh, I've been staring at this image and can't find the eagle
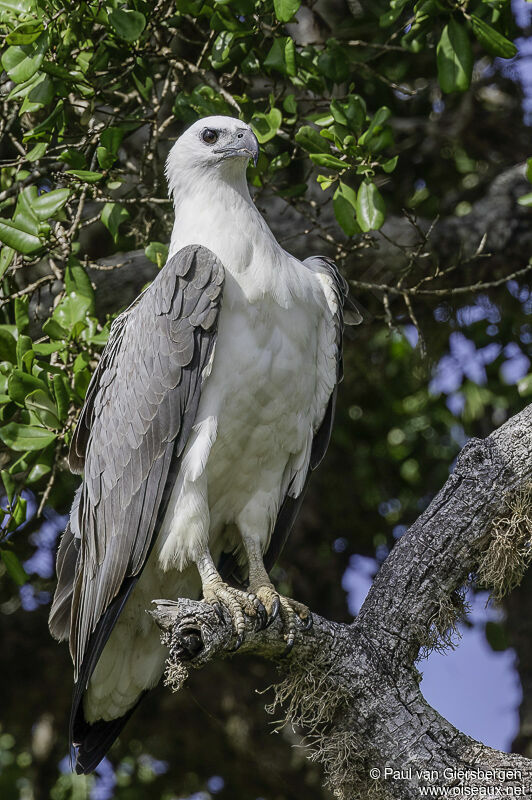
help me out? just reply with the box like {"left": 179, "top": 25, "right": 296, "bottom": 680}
{"left": 49, "top": 115, "right": 360, "bottom": 773}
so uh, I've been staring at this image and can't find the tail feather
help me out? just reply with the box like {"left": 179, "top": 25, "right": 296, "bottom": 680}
{"left": 70, "top": 574, "right": 141, "bottom": 771}
{"left": 74, "top": 694, "right": 146, "bottom": 774}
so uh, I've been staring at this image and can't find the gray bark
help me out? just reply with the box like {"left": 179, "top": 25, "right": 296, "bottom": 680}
{"left": 151, "top": 403, "right": 532, "bottom": 799}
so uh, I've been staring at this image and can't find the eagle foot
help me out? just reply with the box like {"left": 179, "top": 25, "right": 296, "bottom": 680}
{"left": 202, "top": 579, "right": 265, "bottom": 649}
{"left": 250, "top": 583, "right": 312, "bottom": 653}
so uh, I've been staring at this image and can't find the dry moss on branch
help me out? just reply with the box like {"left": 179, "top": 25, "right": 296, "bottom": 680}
{"left": 477, "top": 483, "right": 532, "bottom": 600}
{"left": 263, "top": 652, "right": 379, "bottom": 799}
{"left": 418, "top": 586, "right": 469, "bottom": 659}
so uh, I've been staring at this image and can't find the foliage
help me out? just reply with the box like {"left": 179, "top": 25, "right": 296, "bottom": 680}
{"left": 0, "top": 0, "right": 530, "bottom": 797}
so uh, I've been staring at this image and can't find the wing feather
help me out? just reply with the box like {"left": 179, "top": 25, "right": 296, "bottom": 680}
{"left": 51, "top": 245, "right": 225, "bottom": 681}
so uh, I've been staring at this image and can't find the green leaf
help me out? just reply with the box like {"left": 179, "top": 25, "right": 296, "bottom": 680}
{"left": 51, "top": 374, "right": 69, "bottom": 421}
{"left": 108, "top": 8, "right": 146, "bottom": 42}
{"left": 6, "top": 19, "right": 44, "bottom": 45}
{"left": 64, "top": 260, "right": 95, "bottom": 309}
{"left": 27, "top": 458, "right": 51, "bottom": 483}
{"left": 32, "top": 188, "right": 70, "bottom": 220}
{"left": 356, "top": 180, "right": 386, "bottom": 231}
{"left": 527, "top": 158, "right": 532, "bottom": 184}
{"left": 470, "top": 15, "right": 517, "bottom": 59}
{"left": 26, "top": 142, "right": 48, "bottom": 162}
{"left": 273, "top": 0, "right": 300, "bottom": 23}
{"left": 16, "top": 334, "right": 32, "bottom": 368}
{"left": 333, "top": 182, "right": 360, "bottom": 236}
{"left": 22, "top": 98, "right": 64, "bottom": 141}
{"left": 59, "top": 149, "right": 86, "bottom": 168}
{"left": 101, "top": 127, "right": 125, "bottom": 154}
{"left": 53, "top": 292, "right": 92, "bottom": 333}
{"left": 518, "top": 374, "right": 532, "bottom": 397}
{"left": 14, "top": 296, "right": 29, "bottom": 333}
{"left": 97, "top": 126, "right": 125, "bottom": 169}
{"left": 8, "top": 69, "right": 41, "bottom": 99}
{"left": 317, "top": 40, "right": 349, "bottom": 83}
{"left": 1, "top": 469, "right": 15, "bottom": 504}
{"left": 65, "top": 170, "right": 104, "bottom": 183}
{"left": 25, "top": 388, "right": 60, "bottom": 428}
{"left": 211, "top": 31, "right": 235, "bottom": 66}
{"left": 145, "top": 242, "right": 169, "bottom": 268}
{"left": 1, "top": 31, "right": 48, "bottom": 84}
{"left": 264, "top": 37, "right": 296, "bottom": 77}
{"left": 7, "top": 451, "right": 33, "bottom": 475}
{"left": 277, "top": 183, "right": 307, "bottom": 198}
{"left": 485, "top": 621, "right": 509, "bottom": 652}
{"left": 517, "top": 192, "right": 532, "bottom": 207}
{"left": 382, "top": 155, "right": 399, "bottom": 173}
{"left": 13, "top": 186, "right": 40, "bottom": 235}
{"left": 295, "top": 125, "right": 330, "bottom": 154}
{"left": 316, "top": 174, "right": 335, "bottom": 191}
{"left": 72, "top": 352, "right": 88, "bottom": 377}
{"left": 33, "top": 341, "right": 64, "bottom": 356}
{"left": 74, "top": 366, "right": 91, "bottom": 399}
{"left": 7, "top": 369, "right": 46, "bottom": 404}
{"left": 0, "top": 549, "right": 27, "bottom": 586}
{"left": 330, "top": 99, "right": 348, "bottom": 126}
{"left": 0, "top": 246, "right": 14, "bottom": 279}
{"left": 380, "top": 0, "right": 409, "bottom": 27}
{"left": 283, "top": 94, "right": 297, "bottom": 115}
{"left": 8, "top": 495, "right": 27, "bottom": 530}
{"left": 42, "top": 317, "right": 68, "bottom": 340}
{"left": 97, "top": 147, "right": 114, "bottom": 169}
{"left": 358, "top": 106, "right": 391, "bottom": 147}
{"left": 0, "top": 421, "right": 56, "bottom": 451}
{"left": 437, "top": 19, "right": 473, "bottom": 94}
{"left": 309, "top": 153, "right": 346, "bottom": 170}
{"left": 251, "top": 109, "right": 282, "bottom": 144}
{"left": 0, "top": 0, "right": 37, "bottom": 17}
{"left": 0, "top": 328, "right": 17, "bottom": 362}
{"left": 101, "top": 202, "right": 130, "bottom": 243}
{"left": 0, "top": 218, "right": 42, "bottom": 254}
{"left": 19, "top": 72, "right": 53, "bottom": 114}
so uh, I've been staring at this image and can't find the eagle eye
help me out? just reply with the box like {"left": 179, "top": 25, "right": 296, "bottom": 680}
{"left": 202, "top": 129, "right": 218, "bottom": 145}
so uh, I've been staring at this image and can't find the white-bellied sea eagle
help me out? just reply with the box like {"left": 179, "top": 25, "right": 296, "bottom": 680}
{"left": 48, "top": 115, "right": 360, "bottom": 773}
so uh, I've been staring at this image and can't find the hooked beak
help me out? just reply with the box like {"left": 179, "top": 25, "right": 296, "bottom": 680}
{"left": 213, "top": 129, "right": 259, "bottom": 167}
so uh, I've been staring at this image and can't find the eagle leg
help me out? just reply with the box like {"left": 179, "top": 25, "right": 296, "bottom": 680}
{"left": 242, "top": 535, "right": 312, "bottom": 652}
{"left": 195, "top": 551, "right": 267, "bottom": 647}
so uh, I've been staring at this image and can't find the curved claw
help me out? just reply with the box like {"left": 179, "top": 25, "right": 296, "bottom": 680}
{"left": 229, "top": 632, "right": 244, "bottom": 652}
{"left": 255, "top": 601, "right": 268, "bottom": 630}
{"left": 281, "top": 638, "right": 295, "bottom": 658}
{"left": 212, "top": 602, "right": 225, "bottom": 624}
{"left": 265, "top": 595, "right": 280, "bottom": 627}
{"left": 300, "top": 612, "right": 313, "bottom": 631}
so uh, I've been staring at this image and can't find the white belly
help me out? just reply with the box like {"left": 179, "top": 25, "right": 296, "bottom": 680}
{"left": 156, "top": 270, "right": 325, "bottom": 571}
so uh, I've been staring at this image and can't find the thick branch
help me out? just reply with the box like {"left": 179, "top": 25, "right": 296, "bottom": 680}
{"left": 155, "top": 405, "right": 532, "bottom": 799}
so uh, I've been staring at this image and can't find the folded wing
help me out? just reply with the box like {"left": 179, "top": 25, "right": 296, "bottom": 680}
{"left": 49, "top": 245, "right": 224, "bottom": 692}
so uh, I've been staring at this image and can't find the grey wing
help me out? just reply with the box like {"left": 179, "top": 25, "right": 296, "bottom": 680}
{"left": 264, "top": 255, "right": 354, "bottom": 570}
{"left": 49, "top": 245, "right": 224, "bottom": 677}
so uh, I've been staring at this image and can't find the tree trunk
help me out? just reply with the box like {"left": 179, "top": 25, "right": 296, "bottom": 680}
{"left": 152, "top": 403, "right": 532, "bottom": 799}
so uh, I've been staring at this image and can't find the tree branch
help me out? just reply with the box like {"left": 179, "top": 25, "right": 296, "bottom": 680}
{"left": 151, "top": 404, "right": 532, "bottom": 798}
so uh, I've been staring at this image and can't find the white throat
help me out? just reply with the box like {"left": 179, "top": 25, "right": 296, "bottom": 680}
{"left": 167, "top": 161, "right": 281, "bottom": 283}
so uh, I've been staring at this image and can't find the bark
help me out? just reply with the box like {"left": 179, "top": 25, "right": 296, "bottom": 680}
{"left": 151, "top": 403, "right": 532, "bottom": 799}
